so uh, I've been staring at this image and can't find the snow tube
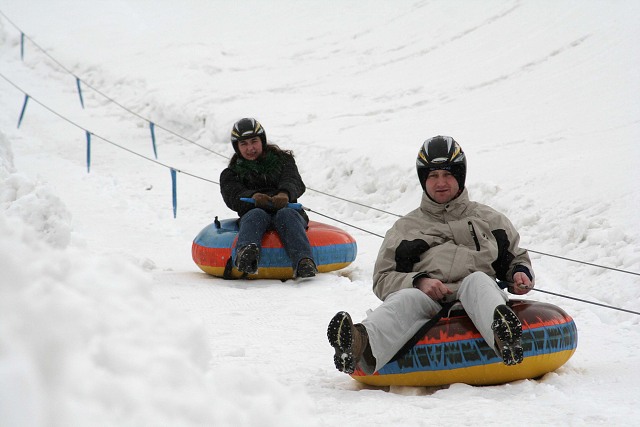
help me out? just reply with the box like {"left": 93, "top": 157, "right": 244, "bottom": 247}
{"left": 192, "top": 218, "right": 357, "bottom": 279}
{"left": 351, "top": 300, "right": 577, "bottom": 387}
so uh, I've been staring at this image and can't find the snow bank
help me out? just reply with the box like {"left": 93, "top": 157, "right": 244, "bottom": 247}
{"left": 0, "top": 131, "right": 315, "bottom": 426}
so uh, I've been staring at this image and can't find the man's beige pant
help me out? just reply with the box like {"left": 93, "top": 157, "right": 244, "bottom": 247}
{"left": 361, "top": 271, "right": 509, "bottom": 373}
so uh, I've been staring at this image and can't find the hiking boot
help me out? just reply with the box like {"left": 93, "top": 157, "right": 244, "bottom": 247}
{"left": 295, "top": 258, "right": 317, "bottom": 278}
{"left": 327, "top": 311, "right": 369, "bottom": 374}
{"left": 491, "top": 304, "right": 524, "bottom": 366}
{"left": 235, "top": 244, "right": 259, "bottom": 274}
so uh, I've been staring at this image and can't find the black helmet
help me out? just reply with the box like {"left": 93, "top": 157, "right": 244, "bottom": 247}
{"left": 416, "top": 135, "right": 467, "bottom": 193}
{"left": 230, "top": 118, "right": 267, "bottom": 155}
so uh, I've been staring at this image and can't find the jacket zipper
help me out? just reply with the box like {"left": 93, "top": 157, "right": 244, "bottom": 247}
{"left": 468, "top": 221, "right": 480, "bottom": 251}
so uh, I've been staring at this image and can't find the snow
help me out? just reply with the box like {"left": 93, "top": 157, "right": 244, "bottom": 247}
{"left": 1, "top": 0, "right": 639, "bottom": 425}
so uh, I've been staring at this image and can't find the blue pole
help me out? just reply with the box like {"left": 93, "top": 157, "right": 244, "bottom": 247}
{"left": 171, "top": 168, "right": 177, "bottom": 218}
{"left": 76, "top": 77, "right": 85, "bottom": 109}
{"left": 17, "top": 94, "right": 29, "bottom": 128}
{"left": 150, "top": 122, "right": 157, "bottom": 159}
{"left": 86, "top": 131, "right": 91, "bottom": 173}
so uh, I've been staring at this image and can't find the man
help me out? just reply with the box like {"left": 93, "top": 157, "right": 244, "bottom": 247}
{"left": 327, "top": 135, "right": 534, "bottom": 375}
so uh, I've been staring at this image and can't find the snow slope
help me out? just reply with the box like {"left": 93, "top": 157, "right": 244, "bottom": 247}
{"left": 1, "top": 1, "right": 639, "bottom": 425}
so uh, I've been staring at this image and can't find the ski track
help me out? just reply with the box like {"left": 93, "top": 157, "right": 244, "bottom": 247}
{"left": 1, "top": 1, "right": 640, "bottom": 426}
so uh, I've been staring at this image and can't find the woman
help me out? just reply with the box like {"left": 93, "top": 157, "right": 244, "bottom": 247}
{"left": 220, "top": 118, "right": 317, "bottom": 278}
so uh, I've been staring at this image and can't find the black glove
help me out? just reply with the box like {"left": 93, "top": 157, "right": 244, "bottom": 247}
{"left": 252, "top": 193, "right": 272, "bottom": 209}
{"left": 272, "top": 192, "right": 289, "bottom": 209}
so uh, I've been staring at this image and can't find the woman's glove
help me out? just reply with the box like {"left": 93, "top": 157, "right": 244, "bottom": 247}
{"left": 272, "top": 192, "right": 290, "bottom": 209}
{"left": 252, "top": 193, "right": 272, "bottom": 209}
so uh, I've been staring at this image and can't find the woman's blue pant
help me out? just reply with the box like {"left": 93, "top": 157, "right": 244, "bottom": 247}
{"left": 235, "top": 207, "right": 313, "bottom": 269}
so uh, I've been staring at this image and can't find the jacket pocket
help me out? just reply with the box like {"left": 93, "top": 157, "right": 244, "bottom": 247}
{"left": 468, "top": 221, "right": 480, "bottom": 251}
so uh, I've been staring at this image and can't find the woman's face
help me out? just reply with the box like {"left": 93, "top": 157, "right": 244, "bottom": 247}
{"left": 237, "top": 137, "right": 263, "bottom": 160}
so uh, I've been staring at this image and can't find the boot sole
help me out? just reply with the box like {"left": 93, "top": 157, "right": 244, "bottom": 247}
{"left": 236, "top": 245, "right": 259, "bottom": 274}
{"left": 327, "top": 311, "right": 356, "bottom": 374}
{"left": 500, "top": 344, "right": 524, "bottom": 366}
{"left": 295, "top": 268, "right": 316, "bottom": 279}
{"left": 295, "top": 259, "right": 318, "bottom": 279}
{"left": 492, "top": 305, "right": 524, "bottom": 365}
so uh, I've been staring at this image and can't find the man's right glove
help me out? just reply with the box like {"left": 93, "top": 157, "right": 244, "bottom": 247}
{"left": 252, "top": 193, "right": 272, "bottom": 209}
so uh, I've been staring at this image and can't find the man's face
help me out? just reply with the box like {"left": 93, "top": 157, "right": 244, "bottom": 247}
{"left": 425, "top": 169, "right": 460, "bottom": 204}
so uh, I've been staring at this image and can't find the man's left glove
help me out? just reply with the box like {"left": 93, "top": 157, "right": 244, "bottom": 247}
{"left": 272, "top": 192, "right": 290, "bottom": 209}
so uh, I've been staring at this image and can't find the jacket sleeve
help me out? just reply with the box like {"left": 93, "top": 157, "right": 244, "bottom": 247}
{"left": 372, "top": 217, "right": 443, "bottom": 301}
{"left": 506, "top": 229, "right": 534, "bottom": 282}
{"left": 491, "top": 212, "right": 534, "bottom": 282}
{"left": 220, "top": 167, "right": 256, "bottom": 216}
{"left": 372, "top": 233, "right": 420, "bottom": 301}
{"left": 277, "top": 155, "right": 306, "bottom": 201}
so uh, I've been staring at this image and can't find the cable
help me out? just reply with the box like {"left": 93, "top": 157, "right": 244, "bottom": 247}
{"left": 306, "top": 188, "right": 401, "bottom": 217}
{"left": 532, "top": 288, "right": 640, "bottom": 316}
{"left": 305, "top": 208, "right": 385, "bottom": 238}
{"left": 0, "top": 72, "right": 219, "bottom": 186}
{"left": 527, "top": 250, "right": 640, "bottom": 277}
{"left": 2, "top": 12, "right": 638, "bottom": 279}
{"left": 0, "top": 11, "right": 430, "bottom": 218}
{"left": 0, "top": 9, "right": 229, "bottom": 160}
{"left": 312, "top": 203, "right": 640, "bottom": 277}
{"left": 4, "top": 70, "right": 639, "bottom": 316}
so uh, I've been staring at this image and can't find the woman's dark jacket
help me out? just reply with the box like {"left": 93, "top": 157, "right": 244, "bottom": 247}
{"left": 220, "top": 147, "right": 309, "bottom": 222}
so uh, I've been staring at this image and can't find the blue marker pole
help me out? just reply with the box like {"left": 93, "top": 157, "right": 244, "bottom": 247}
{"left": 150, "top": 122, "right": 158, "bottom": 159}
{"left": 17, "top": 94, "right": 29, "bottom": 128}
{"left": 86, "top": 131, "right": 91, "bottom": 173}
{"left": 76, "top": 77, "right": 85, "bottom": 109}
{"left": 171, "top": 168, "right": 177, "bottom": 218}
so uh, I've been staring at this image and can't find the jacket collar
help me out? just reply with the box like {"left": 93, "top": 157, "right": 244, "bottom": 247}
{"left": 419, "top": 188, "right": 470, "bottom": 218}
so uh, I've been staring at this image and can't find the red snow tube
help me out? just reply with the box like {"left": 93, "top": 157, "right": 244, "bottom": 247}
{"left": 192, "top": 218, "right": 357, "bottom": 279}
{"left": 351, "top": 300, "right": 577, "bottom": 386}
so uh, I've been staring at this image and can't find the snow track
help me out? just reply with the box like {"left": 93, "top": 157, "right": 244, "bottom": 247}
{"left": 1, "top": 1, "right": 639, "bottom": 426}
